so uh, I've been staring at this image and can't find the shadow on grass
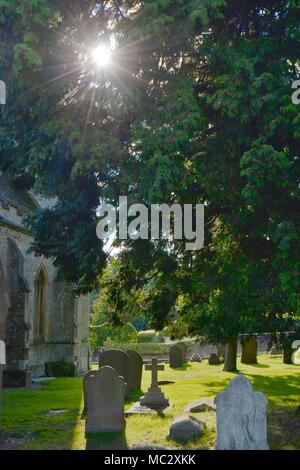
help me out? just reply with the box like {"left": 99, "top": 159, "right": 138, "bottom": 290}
{"left": 206, "top": 373, "right": 300, "bottom": 406}
{"left": 125, "top": 389, "right": 144, "bottom": 406}
{"left": 86, "top": 431, "right": 128, "bottom": 450}
{"left": 2, "top": 377, "right": 84, "bottom": 450}
{"left": 170, "top": 363, "right": 192, "bottom": 371}
{"left": 245, "top": 363, "right": 270, "bottom": 369}
{"left": 267, "top": 406, "right": 300, "bottom": 450}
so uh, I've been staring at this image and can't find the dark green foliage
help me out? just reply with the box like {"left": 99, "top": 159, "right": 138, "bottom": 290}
{"left": 1, "top": 1, "right": 300, "bottom": 341}
{"left": 136, "top": 330, "right": 163, "bottom": 343}
{"left": 45, "top": 361, "right": 75, "bottom": 378}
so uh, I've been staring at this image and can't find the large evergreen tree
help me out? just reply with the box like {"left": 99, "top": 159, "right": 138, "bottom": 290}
{"left": 1, "top": 1, "right": 300, "bottom": 369}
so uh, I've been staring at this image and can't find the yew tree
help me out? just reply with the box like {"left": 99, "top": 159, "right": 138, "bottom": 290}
{"left": 1, "top": 1, "right": 300, "bottom": 370}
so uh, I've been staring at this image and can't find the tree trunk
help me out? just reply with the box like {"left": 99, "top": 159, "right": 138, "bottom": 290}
{"left": 223, "top": 335, "right": 238, "bottom": 371}
{"left": 216, "top": 343, "right": 226, "bottom": 358}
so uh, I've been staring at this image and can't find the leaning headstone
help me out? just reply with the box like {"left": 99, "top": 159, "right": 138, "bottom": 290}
{"left": 86, "top": 366, "right": 126, "bottom": 434}
{"left": 169, "top": 416, "right": 205, "bottom": 442}
{"left": 99, "top": 349, "right": 131, "bottom": 395}
{"left": 214, "top": 375, "right": 268, "bottom": 450}
{"left": 127, "top": 350, "right": 143, "bottom": 391}
{"left": 169, "top": 345, "right": 184, "bottom": 368}
{"left": 140, "top": 358, "right": 169, "bottom": 410}
{"left": 208, "top": 353, "right": 221, "bottom": 365}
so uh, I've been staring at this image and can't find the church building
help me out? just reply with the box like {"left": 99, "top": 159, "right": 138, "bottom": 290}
{"left": 0, "top": 173, "right": 90, "bottom": 390}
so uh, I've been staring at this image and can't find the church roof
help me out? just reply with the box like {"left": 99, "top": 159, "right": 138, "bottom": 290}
{"left": 0, "top": 174, "right": 39, "bottom": 213}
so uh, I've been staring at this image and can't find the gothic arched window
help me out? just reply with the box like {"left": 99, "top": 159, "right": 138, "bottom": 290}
{"left": 34, "top": 265, "right": 48, "bottom": 339}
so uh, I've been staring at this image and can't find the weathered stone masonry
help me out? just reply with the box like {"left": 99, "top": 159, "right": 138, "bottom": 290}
{"left": 0, "top": 174, "right": 90, "bottom": 384}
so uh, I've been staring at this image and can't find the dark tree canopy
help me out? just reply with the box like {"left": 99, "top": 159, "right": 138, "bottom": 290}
{"left": 1, "top": 1, "right": 300, "bottom": 341}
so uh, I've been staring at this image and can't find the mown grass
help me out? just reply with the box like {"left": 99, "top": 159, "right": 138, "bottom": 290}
{"left": 2, "top": 355, "right": 300, "bottom": 450}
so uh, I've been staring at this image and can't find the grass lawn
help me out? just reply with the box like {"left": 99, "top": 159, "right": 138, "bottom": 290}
{"left": 2, "top": 355, "right": 300, "bottom": 450}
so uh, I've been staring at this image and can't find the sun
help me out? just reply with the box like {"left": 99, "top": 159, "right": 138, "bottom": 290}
{"left": 92, "top": 44, "right": 112, "bottom": 68}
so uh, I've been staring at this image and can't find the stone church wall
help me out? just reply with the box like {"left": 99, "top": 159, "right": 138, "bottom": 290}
{"left": 0, "top": 190, "right": 90, "bottom": 381}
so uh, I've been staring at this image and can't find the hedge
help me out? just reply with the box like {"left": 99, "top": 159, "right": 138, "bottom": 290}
{"left": 136, "top": 330, "right": 164, "bottom": 343}
{"left": 45, "top": 361, "right": 75, "bottom": 377}
{"left": 110, "top": 342, "right": 171, "bottom": 355}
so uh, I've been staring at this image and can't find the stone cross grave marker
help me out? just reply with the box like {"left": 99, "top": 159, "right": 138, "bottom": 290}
{"left": 214, "top": 374, "right": 268, "bottom": 450}
{"left": 140, "top": 358, "right": 169, "bottom": 410}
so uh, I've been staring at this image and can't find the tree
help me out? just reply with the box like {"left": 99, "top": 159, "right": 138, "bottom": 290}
{"left": 1, "top": 2, "right": 300, "bottom": 369}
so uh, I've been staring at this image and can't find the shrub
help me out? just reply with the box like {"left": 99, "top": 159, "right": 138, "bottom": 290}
{"left": 137, "top": 330, "right": 164, "bottom": 343}
{"left": 90, "top": 321, "right": 137, "bottom": 348}
{"left": 113, "top": 342, "right": 170, "bottom": 355}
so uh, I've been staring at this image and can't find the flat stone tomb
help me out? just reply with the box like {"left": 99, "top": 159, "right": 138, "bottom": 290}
{"left": 139, "top": 358, "right": 169, "bottom": 410}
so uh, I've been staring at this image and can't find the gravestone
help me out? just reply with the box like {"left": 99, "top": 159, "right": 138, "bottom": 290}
{"left": 127, "top": 350, "right": 143, "bottom": 391}
{"left": 208, "top": 353, "right": 221, "bottom": 365}
{"left": 292, "top": 349, "right": 300, "bottom": 364}
{"left": 83, "top": 370, "right": 95, "bottom": 415}
{"left": 190, "top": 352, "right": 202, "bottom": 362}
{"left": 99, "top": 349, "right": 131, "bottom": 395}
{"left": 169, "top": 345, "right": 184, "bottom": 368}
{"left": 0, "top": 341, "right": 5, "bottom": 366}
{"left": 140, "top": 358, "right": 169, "bottom": 410}
{"left": 0, "top": 340, "right": 5, "bottom": 441}
{"left": 86, "top": 366, "right": 126, "bottom": 433}
{"left": 270, "top": 346, "right": 282, "bottom": 356}
{"left": 176, "top": 342, "right": 187, "bottom": 363}
{"left": 292, "top": 340, "right": 300, "bottom": 365}
{"left": 241, "top": 335, "right": 258, "bottom": 364}
{"left": 169, "top": 416, "right": 205, "bottom": 442}
{"left": 283, "top": 346, "right": 293, "bottom": 364}
{"left": 214, "top": 375, "right": 268, "bottom": 450}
